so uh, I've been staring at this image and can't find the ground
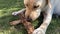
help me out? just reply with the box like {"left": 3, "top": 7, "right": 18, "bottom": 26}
{"left": 0, "top": 0, "right": 60, "bottom": 34}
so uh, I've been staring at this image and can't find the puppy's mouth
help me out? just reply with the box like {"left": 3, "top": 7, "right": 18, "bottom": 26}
{"left": 26, "top": 17, "right": 32, "bottom": 22}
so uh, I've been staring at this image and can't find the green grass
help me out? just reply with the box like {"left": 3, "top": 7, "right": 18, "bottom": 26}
{"left": 0, "top": 0, "right": 60, "bottom": 34}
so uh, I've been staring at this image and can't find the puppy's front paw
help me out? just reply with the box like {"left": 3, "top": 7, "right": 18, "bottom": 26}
{"left": 12, "top": 12, "right": 19, "bottom": 16}
{"left": 32, "top": 28, "right": 45, "bottom": 34}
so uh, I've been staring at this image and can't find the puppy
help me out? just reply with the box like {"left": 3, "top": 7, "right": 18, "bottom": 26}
{"left": 12, "top": 0, "right": 60, "bottom": 34}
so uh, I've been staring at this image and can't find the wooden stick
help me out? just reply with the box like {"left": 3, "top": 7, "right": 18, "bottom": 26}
{"left": 10, "top": 20, "right": 21, "bottom": 25}
{"left": 10, "top": 9, "right": 34, "bottom": 34}
{"left": 19, "top": 11, "right": 34, "bottom": 34}
{"left": 22, "top": 20, "right": 34, "bottom": 34}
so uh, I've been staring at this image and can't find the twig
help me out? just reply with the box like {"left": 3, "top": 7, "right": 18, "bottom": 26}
{"left": 10, "top": 9, "right": 34, "bottom": 34}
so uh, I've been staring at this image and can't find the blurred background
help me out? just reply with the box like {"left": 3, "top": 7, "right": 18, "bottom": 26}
{"left": 0, "top": 0, "right": 60, "bottom": 34}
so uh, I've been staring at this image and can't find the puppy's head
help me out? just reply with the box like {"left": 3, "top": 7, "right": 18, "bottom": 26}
{"left": 24, "top": 0, "right": 49, "bottom": 20}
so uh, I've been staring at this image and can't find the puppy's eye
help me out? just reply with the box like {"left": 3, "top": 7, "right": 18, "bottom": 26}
{"left": 26, "top": 4, "right": 28, "bottom": 7}
{"left": 25, "top": 4, "right": 28, "bottom": 7}
{"left": 33, "top": 5, "right": 39, "bottom": 8}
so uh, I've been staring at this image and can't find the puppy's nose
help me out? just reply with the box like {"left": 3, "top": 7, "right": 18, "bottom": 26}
{"left": 26, "top": 17, "right": 32, "bottom": 22}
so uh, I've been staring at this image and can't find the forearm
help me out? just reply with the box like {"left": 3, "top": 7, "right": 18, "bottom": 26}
{"left": 40, "top": 14, "right": 52, "bottom": 32}
{"left": 12, "top": 8, "right": 26, "bottom": 15}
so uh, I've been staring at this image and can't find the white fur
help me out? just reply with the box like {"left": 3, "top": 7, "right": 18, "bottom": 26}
{"left": 12, "top": 8, "right": 25, "bottom": 16}
{"left": 30, "top": 9, "right": 41, "bottom": 21}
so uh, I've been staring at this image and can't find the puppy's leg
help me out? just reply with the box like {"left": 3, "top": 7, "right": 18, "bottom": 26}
{"left": 12, "top": 8, "right": 25, "bottom": 16}
{"left": 33, "top": 8, "right": 53, "bottom": 34}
